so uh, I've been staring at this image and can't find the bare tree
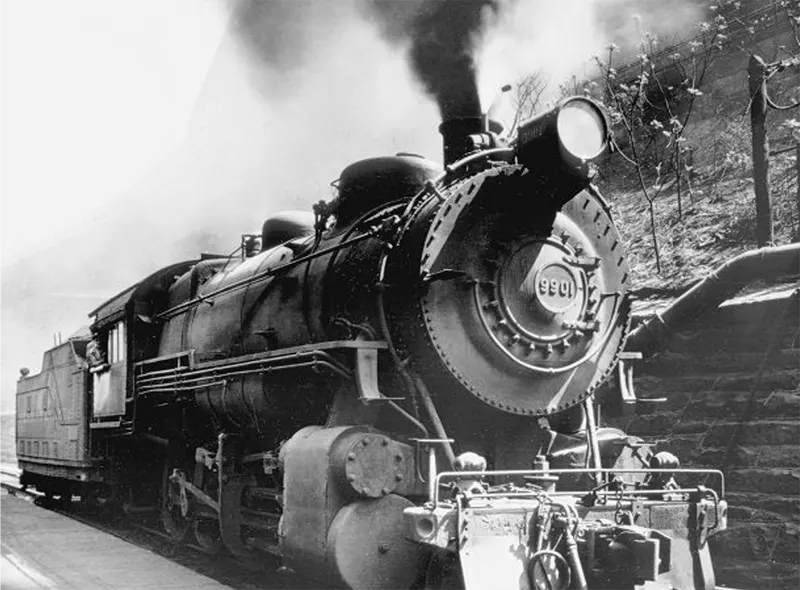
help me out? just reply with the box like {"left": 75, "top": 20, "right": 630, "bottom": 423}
{"left": 591, "top": 10, "right": 730, "bottom": 272}
{"left": 650, "top": 17, "right": 727, "bottom": 218}
{"left": 508, "top": 71, "right": 548, "bottom": 136}
{"left": 594, "top": 45, "right": 665, "bottom": 272}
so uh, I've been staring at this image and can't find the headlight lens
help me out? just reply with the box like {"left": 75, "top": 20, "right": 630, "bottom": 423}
{"left": 556, "top": 99, "right": 607, "bottom": 161}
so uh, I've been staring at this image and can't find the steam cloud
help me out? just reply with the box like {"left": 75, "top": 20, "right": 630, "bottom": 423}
{"left": 597, "top": 0, "right": 707, "bottom": 54}
{"left": 228, "top": 0, "right": 705, "bottom": 120}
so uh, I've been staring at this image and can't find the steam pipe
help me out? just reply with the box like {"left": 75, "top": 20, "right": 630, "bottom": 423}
{"left": 156, "top": 228, "right": 382, "bottom": 320}
{"left": 627, "top": 243, "right": 800, "bottom": 358}
{"left": 411, "top": 373, "right": 456, "bottom": 468}
{"left": 583, "top": 397, "right": 603, "bottom": 487}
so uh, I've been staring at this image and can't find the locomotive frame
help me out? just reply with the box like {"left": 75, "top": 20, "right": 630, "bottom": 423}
{"left": 17, "top": 97, "right": 728, "bottom": 590}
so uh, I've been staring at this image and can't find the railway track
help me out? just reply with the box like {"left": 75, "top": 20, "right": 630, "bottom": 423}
{"left": 0, "top": 468, "right": 312, "bottom": 590}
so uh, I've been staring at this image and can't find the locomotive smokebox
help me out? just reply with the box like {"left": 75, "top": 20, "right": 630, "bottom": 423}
{"left": 439, "top": 116, "right": 503, "bottom": 166}
{"left": 412, "top": 107, "right": 631, "bottom": 418}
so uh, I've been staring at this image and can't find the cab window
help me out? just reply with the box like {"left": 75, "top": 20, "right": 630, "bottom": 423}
{"left": 107, "top": 322, "right": 126, "bottom": 364}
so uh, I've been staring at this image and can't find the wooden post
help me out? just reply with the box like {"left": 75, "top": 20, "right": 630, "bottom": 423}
{"left": 748, "top": 55, "right": 773, "bottom": 247}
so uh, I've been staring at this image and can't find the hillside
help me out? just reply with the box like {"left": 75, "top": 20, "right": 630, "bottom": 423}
{"left": 601, "top": 153, "right": 799, "bottom": 299}
{"left": 587, "top": 0, "right": 799, "bottom": 298}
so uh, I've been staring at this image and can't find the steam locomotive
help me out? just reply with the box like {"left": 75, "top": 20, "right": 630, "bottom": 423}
{"left": 17, "top": 97, "right": 727, "bottom": 589}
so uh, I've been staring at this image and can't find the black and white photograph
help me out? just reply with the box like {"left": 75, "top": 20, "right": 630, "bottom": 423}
{"left": 1, "top": 1, "right": 798, "bottom": 589}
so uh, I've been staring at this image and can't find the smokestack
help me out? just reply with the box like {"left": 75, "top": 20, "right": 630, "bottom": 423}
{"left": 438, "top": 117, "right": 504, "bottom": 165}
{"left": 438, "top": 117, "right": 484, "bottom": 165}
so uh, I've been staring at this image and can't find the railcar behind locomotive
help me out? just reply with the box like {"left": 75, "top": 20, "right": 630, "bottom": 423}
{"left": 17, "top": 97, "right": 728, "bottom": 589}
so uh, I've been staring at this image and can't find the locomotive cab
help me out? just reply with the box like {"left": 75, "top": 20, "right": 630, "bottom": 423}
{"left": 90, "top": 319, "right": 126, "bottom": 421}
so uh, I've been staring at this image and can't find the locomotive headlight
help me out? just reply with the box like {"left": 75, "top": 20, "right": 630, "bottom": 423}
{"left": 516, "top": 97, "right": 610, "bottom": 182}
{"left": 557, "top": 98, "right": 607, "bottom": 162}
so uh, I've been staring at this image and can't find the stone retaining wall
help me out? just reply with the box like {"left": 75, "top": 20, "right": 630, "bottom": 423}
{"left": 607, "top": 287, "right": 799, "bottom": 589}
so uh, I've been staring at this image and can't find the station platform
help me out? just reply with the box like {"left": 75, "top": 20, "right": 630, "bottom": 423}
{"left": 1, "top": 462, "right": 21, "bottom": 477}
{"left": 1, "top": 489, "right": 231, "bottom": 589}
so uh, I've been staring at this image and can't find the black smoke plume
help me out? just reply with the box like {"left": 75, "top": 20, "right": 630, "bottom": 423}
{"left": 364, "top": 0, "right": 502, "bottom": 120}
{"left": 229, "top": 0, "right": 504, "bottom": 119}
